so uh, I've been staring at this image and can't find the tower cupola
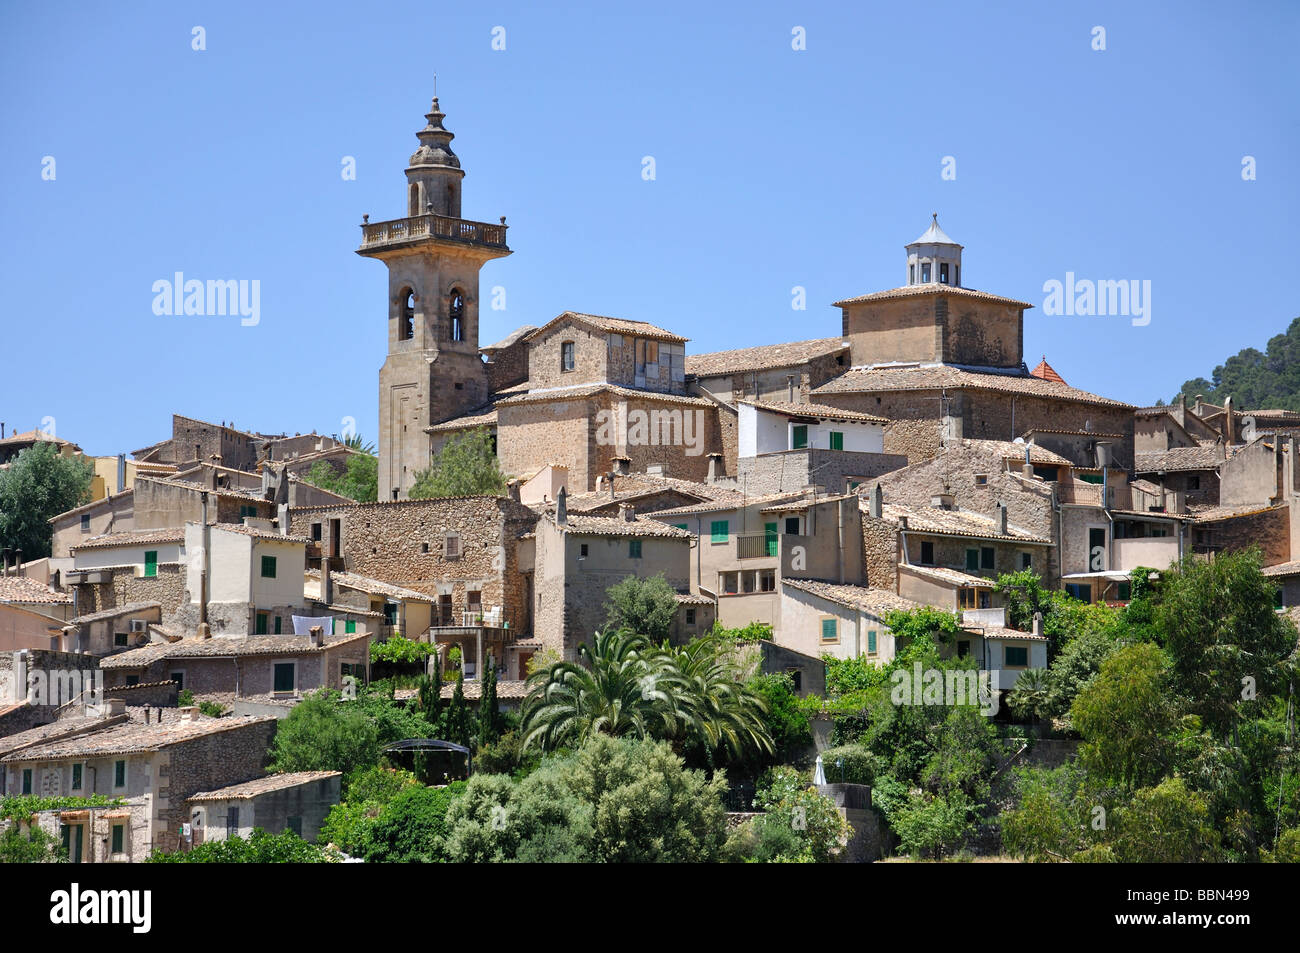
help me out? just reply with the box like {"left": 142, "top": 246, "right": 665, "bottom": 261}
{"left": 405, "top": 97, "right": 464, "bottom": 217}
{"left": 905, "top": 214, "right": 963, "bottom": 287}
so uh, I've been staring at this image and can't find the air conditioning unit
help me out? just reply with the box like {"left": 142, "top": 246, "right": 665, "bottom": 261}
{"left": 129, "top": 620, "right": 148, "bottom": 634}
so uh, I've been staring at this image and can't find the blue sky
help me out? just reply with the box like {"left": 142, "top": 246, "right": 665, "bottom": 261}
{"left": 2, "top": 1, "right": 1296, "bottom": 456}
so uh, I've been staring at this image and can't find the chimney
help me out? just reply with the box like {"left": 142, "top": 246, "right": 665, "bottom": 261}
{"left": 106, "top": 698, "right": 126, "bottom": 717}
{"left": 321, "top": 558, "right": 333, "bottom": 606}
{"left": 1194, "top": 394, "right": 1204, "bottom": 416}
{"left": 144, "top": 707, "right": 151, "bottom": 724}
{"left": 506, "top": 480, "right": 521, "bottom": 503}
{"left": 556, "top": 486, "right": 568, "bottom": 525}
{"left": 931, "top": 490, "right": 955, "bottom": 510}
{"left": 787, "top": 375, "right": 796, "bottom": 403}
{"left": 206, "top": 463, "right": 219, "bottom": 490}
{"left": 997, "top": 501, "right": 1008, "bottom": 535}
{"left": 199, "top": 491, "right": 210, "bottom": 627}
{"left": 613, "top": 457, "right": 630, "bottom": 476}
{"left": 1032, "top": 611, "right": 1042, "bottom": 638}
{"left": 277, "top": 502, "right": 290, "bottom": 534}
{"left": 707, "top": 453, "right": 721, "bottom": 483}
{"left": 1224, "top": 395, "right": 1235, "bottom": 444}
{"left": 309, "top": 625, "right": 324, "bottom": 648}
{"left": 197, "top": 622, "right": 211, "bottom": 640}
{"left": 116, "top": 453, "right": 126, "bottom": 493}
{"left": 608, "top": 473, "right": 616, "bottom": 500}
{"left": 179, "top": 705, "right": 198, "bottom": 723}
{"left": 869, "top": 484, "right": 883, "bottom": 519}
{"left": 619, "top": 503, "right": 635, "bottom": 522}
{"left": 898, "top": 515, "right": 909, "bottom": 530}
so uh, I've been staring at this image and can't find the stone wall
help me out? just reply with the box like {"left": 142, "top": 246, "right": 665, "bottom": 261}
{"left": 526, "top": 320, "right": 609, "bottom": 391}
{"left": 1194, "top": 505, "right": 1290, "bottom": 564}
{"left": 739, "top": 448, "right": 908, "bottom": 496}
{"left": 860, "top": 514, "right": 900, "bottom": 591}
{"left": 289, "top": 496, "right": 537, "bottom": 636}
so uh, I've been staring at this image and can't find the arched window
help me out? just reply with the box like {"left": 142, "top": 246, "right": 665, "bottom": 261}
{"left": 408, "top": 183, "right": 419, "bottom": 217}
{"left": 399, "top": 289, "right": 415, "bottom": 341}
{"left": 449, "top": 290, "right": 465, "bottom": 342}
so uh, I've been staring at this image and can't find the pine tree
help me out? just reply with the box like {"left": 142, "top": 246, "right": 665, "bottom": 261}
{"left": 447, "top": 671, "right": 471, "bottom": 747}
{"left": 478, "top": 657, "right": 501, "bottom": 749}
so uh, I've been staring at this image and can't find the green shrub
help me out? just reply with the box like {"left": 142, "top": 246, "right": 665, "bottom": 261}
{"left": 817, "top": 745, "right": 879, "bottom": 786}
{"left": 362, "top": 782, "right": 467, "bottom": 863}
{"left": 148, "top": 828, "right": 335, "bottom": 863}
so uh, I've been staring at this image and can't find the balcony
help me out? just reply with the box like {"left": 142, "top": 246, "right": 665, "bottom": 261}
{"left": 1113, "top": 536, "right": 1180, "bottom": 572}
{"left": 358, "top": 213, "right": 508, "bottom": 253}
{"left": 736, "top": 533, "right": 778, "bottom": 559}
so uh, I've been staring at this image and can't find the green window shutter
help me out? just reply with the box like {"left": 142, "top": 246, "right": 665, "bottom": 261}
{"left": 114, "top": 760, "right": 126, "bottom": 787}
{"left": 256, "top": 613, "right": 268, "bottom": 635}
{"left": 821, "top": 618, "right": 837, "bottom": 642}
{"left": 345, "top": 619, "right": 356, "bottom": 634}
{"left": 674, "top": 523, "right": 688, "bottom": 531}
{"left": 273, "top": 663, "right": 295, "bottom": 693}
{"left": 965, "top": 549, "right": 979, "bottom": 571}
{"left": 144, "top": 551, "right": 157, "bottom": 577}
{"left": 981, "top": 547, "right": 995, "bottom": 570}
{"left": 867, "top": 630, "right": 877, "bottom": 653}
{"left": 111, "top": 824, "right": 124, "bottom": 854}
{"left": 261, "top": 555, "right": 276, "bottom": 578}
{"left": 22, "top": 769, "right": 32, "bottom": 794}
{"left": 791, "top": 425, "right": 808, "bottom": 450}
{"left": 1005, "top": 646, "right": 1028, "bottom": 667}
{"left": 1273, "top": 586, "right": 1283, "bottom": 609}
{"left": 710, "top": 520, "right": 729, "bottom": 544}
{"left": 829, "top": 431, "right": 844, "bottom": 451}
{"left": 274, "top": 615, "right": 282, "bottom": 634}
{"left": 72, "top": 763, "right": 82, "bottom": 790}
{"left": 629, "top": 539, "right": 642, "bottom": 559}
{"left": 765, "top": 523, "right": 778, "bottom": 556}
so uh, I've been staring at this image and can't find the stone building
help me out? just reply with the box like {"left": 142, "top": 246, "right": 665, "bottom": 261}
{"left": 1, "top": 703, "right": 277, "bottom": 862}
{"left": 186, "top": 770, "right": 341, "bottom": 845}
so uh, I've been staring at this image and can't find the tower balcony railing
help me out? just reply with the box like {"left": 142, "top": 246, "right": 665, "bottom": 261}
{"left": 359, "top": 212, "right": 509, "bottom": 250}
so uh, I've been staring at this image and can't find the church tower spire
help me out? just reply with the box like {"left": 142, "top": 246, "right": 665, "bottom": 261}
{"left": 905, "top": 213, "right": 963, "bottom": 287}
{"left": 358, "top": 95, "right": 511, "bottom": 500}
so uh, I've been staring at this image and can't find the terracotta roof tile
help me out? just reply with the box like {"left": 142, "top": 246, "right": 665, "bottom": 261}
{"left": 686, "top": 337, "right": 848, "bottom": 378}
{"left": 188, "top": 770, "right": 341, "bottom": 802}
{"left": 1135, "top": 446, "right": 1226, "bottom": 472}
{"left": 874, "top": 501, "right": 1052, "bottom": 543}
{"left": 781, "top": 579, "right": 923, "bottom": 618}
{"left": 812, "top": 364, "right": 1132, "bottom": 409}
{"left": 99, "top": 631, "right": 371, "bottom": 668}
{"left": 524, "top": 312, "right": 687, "bottom": 344}
{"left": 832, "top": 284, "right": 1034, "bottom": 309}
{"left": 0, "top": 576, "right": 73, "bottom": 605}
{"left": 70, "top": 529, "right": 184, "bottom": 552}
{"left": 738, "top": 398, "right": 888, "bottom": 424}
{"left": 1, "top": 714, "right": 276, "bottom": 762}
{"left": 551, "top": 512, "right": 694, "bottom": 539}
{"left": 1029, "top": 356, "right": 1066, "bottom": 386}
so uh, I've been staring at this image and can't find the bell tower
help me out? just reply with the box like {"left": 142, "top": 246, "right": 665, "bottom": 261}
{"left": 358, "top": 96, "right": 511, "bottom": 500}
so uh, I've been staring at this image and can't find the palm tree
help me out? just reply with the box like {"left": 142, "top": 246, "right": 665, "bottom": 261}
{"left": 1006, "top": 668, "right": 1052, "bottom": 725}
{"left": 520, "top": 629, "right": 678, "bottom": 751}
{"left": 343, "top": 433, "right": 377, "bottom": 455}
{"left": 664, "top": 636, "right": 774, "bottom": 767}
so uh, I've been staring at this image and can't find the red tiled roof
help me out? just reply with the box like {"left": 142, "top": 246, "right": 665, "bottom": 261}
{"left": 1029, "top": 357, "right": 1066, "bottom": 386}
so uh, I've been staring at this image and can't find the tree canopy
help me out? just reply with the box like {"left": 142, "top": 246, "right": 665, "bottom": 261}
{"left": 410, "top": 427, "right": 507, "bottom": 499}
{"left": 1171, "top": 314, "right": 1300, "bottom": 410}
{"left": 0, "top": 442, "right": 93, "bottom": 559}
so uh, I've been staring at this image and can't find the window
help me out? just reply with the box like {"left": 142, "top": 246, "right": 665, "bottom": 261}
{"left": 974, "top": 474, "right": 988, "bottom": 486}
{"left": 955, "top": 265, "right": 960, "bottom": 286}
{"left": 791, "top": 425, "right": 808, "bottom": 450}
{"left": 685, "top": 608, "right": 696, "bottom": 626}
{"left": 449, "top": 291, "right": 465, "bottom": 342}
{"left": 274, "top": 615, "right": 282, "bottom": 634}
{"left": 71, "top": 763, "right": 82, "bottom": 791}
{"left": 785, "top": 517, "right": 800, "bottom": 535}
{"left": 821, "top": 618, "right": 838, "bottom": 643}
{"left": 311, "top": 523, "right": 322, "bottom": 542}
{"left": 629, "top": 539, "right": 643, "bottom": 559}
{"left": 80, "top": 514, "right": 91, "bottom": 533}
{"left": 22, "top": 769, "right": 32, "bottom": 794}
{"left": 909, "top": 263, "right": 915, "bottom": 283}
{"left": 111, "top": 824, "right": 124, "bottom": 855}
{"left": 1065, "top": 583, "right": 1092, "bottom": 604}
{"left": 673, "top": 523, "right": 688, "bottom": 531}
{"left": 125, "top": 675, "right": 139, "bottom": 686}
{"left": 273, "top": 663, "right": 295, "bottom": 693}
{"left": 710, "top": 520, "right": 729, "bottom": 544}
{"left": 829, "top": 431, "right": 844, "bottom": 451}
{"left": 561, "top": 341, "right": 575, "bottom": 372}
{"left": 939, "top": 262, "right": 949, "bottom": 284}
{"left": 920, "top": 540, "right": 934, "bottom": 565}
{"left": 965, "top": 548, "right": 979, "bottom": 571}
{"left": 1021, "top": 552, "right": 1032, "bottom": 570}
{"left": 239, "top": 505, "right": 257, "bottom": 519}
{"left": 227, "top": 806, "right": 240, "bottom": 838}
{"left": 867, "top": 630, "right": 878, "bottom": 655}
{"left": 1005, "top": 646, "right": 1029, "bottom": 667}
{"left": 445, "top": 535, "right": 460, "bottom": 559}
{"left": 759, "top": 569, "right": 776, "bottom": 592}
{"left": 256, "top": 613, "right": 268, "bottom": 634}
{"left": 921, "top": 262, "right": 931, "bottom": 282}
{"left": 170, "top": 672, "right": 184, "bottom": 691}
{"left": 957, "top": 640, "right": 971, "bottom": 658}
{"left": 959, "top": 588, "right": 978, "bottom": 609}
{"left": 261, "top": 555, "right": 277, "bottom": 578}
{"left": 399, "top": 289, "right": 415, "bottom": 340}
{"left": 287, "top": 816, "right": 303, "bottom": 838}
{"left": 115, "top": 632, "right": 128, "bottom": 648}
{"left": 1188, "top": 475, "right": 1201, "bottom": 491}
{"left": 579, "top": 543, "right": 589, "bottom": 558}
{"left": 113, "top": 760, "right": 126, "bottom": 789}
{"left": 721, "top": 572, "right": 738, "bottom": 595}
{"left": 742, "top": 571, "right": 756, "bottom": 594}
{"left": 143, "top": 551, "right": 157, "bottom": 578}
{"left": 980, "top": 547, "right": 995, "bottom": 570}
{"left": 384, "top": 603, "right": 398, "bottom": 626}
{"left": 345, "top": 619, "right": 357, "bottom": 634}
{"left": 1118, "top": 581, "right": 1133, "bottom": 602}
